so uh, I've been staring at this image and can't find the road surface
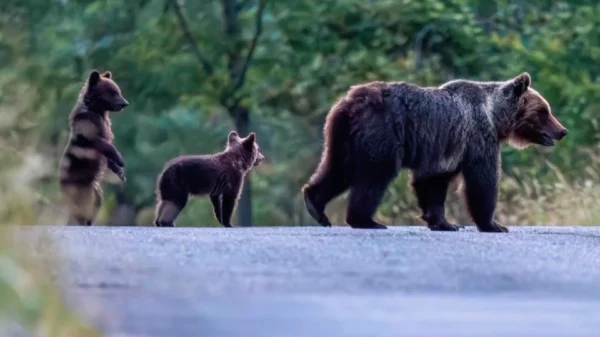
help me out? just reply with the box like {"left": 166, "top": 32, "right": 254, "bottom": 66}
{"left": 18, "top": 226, "right": 600, "bottom": 337}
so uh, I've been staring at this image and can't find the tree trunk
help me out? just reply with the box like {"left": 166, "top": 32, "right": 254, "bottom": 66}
{"left": 219, "top": 0, "right": 266, "bottom": 227}
{"left": 232, "top": 105, "right": 253, "bottom": 227}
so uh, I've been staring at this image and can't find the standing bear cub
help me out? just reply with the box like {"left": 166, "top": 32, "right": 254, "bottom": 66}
{"left": 154, "top": 131, "right": 265, "bottom": 227}
{"left": 302, "top": 73, "right": 568, "bottom": 232}
{"left": 58, "top": 70, "right": 129, "bottom": 226}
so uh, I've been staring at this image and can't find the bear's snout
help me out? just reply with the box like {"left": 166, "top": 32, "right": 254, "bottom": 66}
{"left": 545, "top": 115, "right": 567, "bottom": 141}
{"left": 548, "top": 126, "right": 568, "bottom": 141}
{"left": 113, "top": 98, "right": 129, "bottom": 111}
{"left": 254, "top": 152, "right": 265, "bottom": 166}
{"left": 118, "top": 98, "right": 129, "bottom": 108}
{"left": 555, "top": 128, "right": 568, "bottom": 140}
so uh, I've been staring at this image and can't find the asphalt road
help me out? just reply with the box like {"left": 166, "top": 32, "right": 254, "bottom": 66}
{"left": 18, "top": 226, "right": 600, "bottom": 337}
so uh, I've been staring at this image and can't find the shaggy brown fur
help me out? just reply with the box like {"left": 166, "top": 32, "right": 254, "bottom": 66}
{"left": 302, "top": 73, "right": 567, "bottom": 232}
{"left": 58, "top": 70, "right": 129, "bottom": 226}
{"left": 154, "top": 131, "right": 265, "bottom": 227}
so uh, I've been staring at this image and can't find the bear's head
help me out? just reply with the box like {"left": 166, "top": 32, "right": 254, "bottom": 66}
{"left": 83, "top": 70, "right": 129, "bottom": 113}
{"left": 226, "top": 131, "right": 265, "bottom": 168}
{"left": 501, "top": 73, "right": 568, "bottom": 149}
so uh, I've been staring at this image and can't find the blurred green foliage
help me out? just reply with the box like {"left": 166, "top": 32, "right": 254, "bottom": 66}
{"left": 0, "top": 228, "right": 99, "bottom": 336}
{"left": 1, "top": 0, "right": 600, "bottom": 227}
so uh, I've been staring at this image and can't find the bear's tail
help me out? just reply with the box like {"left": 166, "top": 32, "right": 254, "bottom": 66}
{"left": 303, "top": 99, "right": 350, "bottom": 192}
{"left": 303, "top": 82, "right": 386, "bottom": 191}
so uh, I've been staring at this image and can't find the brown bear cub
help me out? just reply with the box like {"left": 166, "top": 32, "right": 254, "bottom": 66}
{"left": 154, "top": 131, "right": 265, "bottom": 227}
{"left": 303, "top": 73, "right": 568, "bottom": 232}
{"left": 58, "top": 70, "right": 129, "bottom": 226}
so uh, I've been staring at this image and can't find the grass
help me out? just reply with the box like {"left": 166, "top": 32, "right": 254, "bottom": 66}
{"left": 361, "top": 157, "right": 600, "bottom": 227}
{"left": 495, "top": 173, "right": 600, "bottom": 226}
{"left": 0, "top": 149, "right": 98, "bottom": 336}
{"left": 0, "top": 227, "right": 99, "bottom": 337}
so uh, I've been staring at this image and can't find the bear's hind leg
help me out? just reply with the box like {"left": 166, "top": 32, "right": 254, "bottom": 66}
{"left": 67, "top": 215, "right": 88, "bottom": 226}
{"left": 61, "top": 183, "right": 96, "bottom": 226}
{"left": 346, "top": 182, "right": 389, "bottom": 229}
{"left": 346, "top": 165, "right": 397, "bottom": 230}
{"left": 87, "top": 182, "right": 103, "bottom": 226}
{"left": 412, "top": 172, "right": 463, "bottom": 231}
{"left": 303, "top": 169, "right": 351, "bottom": 227}
{"left": 345, "top": 156, "right": 400, "bottom": 229}
{"left": 154, "top": 199, "right": 186, "bottom": 227}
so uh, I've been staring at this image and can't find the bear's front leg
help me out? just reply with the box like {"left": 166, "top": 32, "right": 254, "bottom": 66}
{"left": 412, "top": 171, "right": 464, "bottom": 231}
{"left": 220, "top": 193, "right": 236, "bottom": 228}
{"left": 93, "top": 138, "right": 125, "bottom": 168}
{"left": 210, "top": 194, "right": 223, "bottom": 225}
{"left": 463, "top": 155, "right": 509, "bottom": 233}
{"left": 107, "top": 158, "right": 126, "bottom": 182}
{"left": 220, "top": 181, "right": 242, "bottom": 228}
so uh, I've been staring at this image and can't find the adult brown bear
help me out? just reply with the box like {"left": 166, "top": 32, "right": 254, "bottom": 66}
{"left": 302, "top": 73, "right": 567, "bottom": 232}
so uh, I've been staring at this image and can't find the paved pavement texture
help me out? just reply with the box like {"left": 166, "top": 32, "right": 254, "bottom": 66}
{"left": 15, "top": 225, "right": 600, "bottom": 337}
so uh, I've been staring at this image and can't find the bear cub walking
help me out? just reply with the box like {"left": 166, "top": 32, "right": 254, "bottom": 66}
{"left": 154, "top": 131, "right": 265, "bottom": 227}
{"left": 58, "top": 70, "right": 129, "bottom": 226}
{"left": 303, "top": 73, "right": 568, "bottom": 232}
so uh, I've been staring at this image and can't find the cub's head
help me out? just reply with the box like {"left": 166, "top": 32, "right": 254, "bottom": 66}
{"left": 83, "top": 70, "right": 129, "bottom": 113}
{"left": 501, "top": 73, "right": 568, "bottom": 149}
{"left": 226, "top": 131, "right": 265, "bottom": 168}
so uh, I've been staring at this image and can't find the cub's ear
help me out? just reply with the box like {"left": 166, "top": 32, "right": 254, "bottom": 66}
{"left": 101, "top": 71, "right": 112, "bottom": 79}
{"left": 507, "top": 72, "right": 531, "bottom": 97}
{"left": 242, "top": 132, "right": 256, "bottom": 150}
{"left": 88, "top": 70, "right": 101, "bottom": 87}
{"left": 228, "top": 131, "right": 240, "bottom": 143}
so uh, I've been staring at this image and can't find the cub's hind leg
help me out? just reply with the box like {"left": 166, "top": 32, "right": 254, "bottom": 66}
{"left": 154, "top": 199, "right": 186, "bottom": 227}
{"left": 61, "top": 183, "right": 97, "bottom": 226}
{"left": 154, "top": 175, "right": 188, "bottom": 227}
{"left": 85, "top": 181, "right": 104, "bottom": 226}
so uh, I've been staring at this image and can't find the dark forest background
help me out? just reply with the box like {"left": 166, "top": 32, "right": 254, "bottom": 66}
{"left": 2, "top": 0, "right": 600, "bottom": 227}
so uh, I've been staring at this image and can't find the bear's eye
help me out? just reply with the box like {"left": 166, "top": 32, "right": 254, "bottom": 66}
{"left": 537, "top": 108, "right": 549, "bottom": 119}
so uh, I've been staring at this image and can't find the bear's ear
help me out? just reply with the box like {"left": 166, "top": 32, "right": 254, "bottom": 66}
{"left": 228, "top": 131, "right": 240, "bottom": 143}
{"left": 509, "top": 72, "right": 531, "bottom": 97}
{"left": 101, "top": 71, "right": 112, "bottom": 79}
{"left": 242, "top": 132, "right": 256, "bottom": 150}
{"left": 88, "top": 70, "right": 101, "bottom": 87}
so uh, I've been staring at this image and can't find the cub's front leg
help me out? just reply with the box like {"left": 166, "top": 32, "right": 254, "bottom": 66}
{"left": 210, "top": 194, "right": 223, "bottom": 225}
{"left": 220, "top": 180, "right": 243, "bottom": 228}
{"left": 107, "top": 158, "right": 126, "bottom": 182}
{"left": 94, "top": 138, "right": 125, "bottom": 168}
{"left": 95, "top": 139, "right": 126, "bottom": 182}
